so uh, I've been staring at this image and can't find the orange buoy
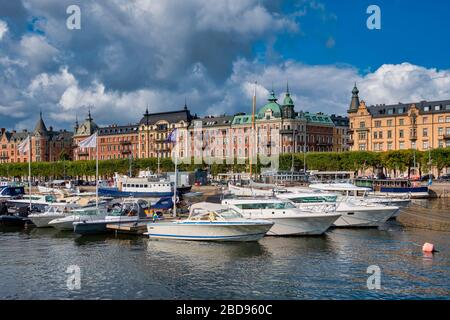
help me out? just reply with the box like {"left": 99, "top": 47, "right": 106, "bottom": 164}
{"left": 422, "top": 243, "right": 435, "bottom": 253}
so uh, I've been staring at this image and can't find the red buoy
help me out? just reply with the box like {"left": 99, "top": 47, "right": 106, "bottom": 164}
{"left": 422, "top": 243, "right": 435, "bottom": 253}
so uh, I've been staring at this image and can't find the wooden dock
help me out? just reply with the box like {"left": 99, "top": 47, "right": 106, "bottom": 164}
{"left": 107, "top": 222, "right": 148, "bottom": 235}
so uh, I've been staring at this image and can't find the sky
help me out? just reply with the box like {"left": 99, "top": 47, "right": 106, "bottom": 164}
{"left": 1, "top": 0, "right": 450, "bottom": 131}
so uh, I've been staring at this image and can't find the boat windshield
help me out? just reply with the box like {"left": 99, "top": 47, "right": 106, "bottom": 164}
{"left": 189, "top": 208, "right": 243, "bottom": 220}
{"left": 288, "top": 195, "right": 337, "bottom": 203}
{"left": 234, "top": 202, "right": 296, "bottom": 210}
{"left": 110, "top": 202, "right": 143, "bottom": 217}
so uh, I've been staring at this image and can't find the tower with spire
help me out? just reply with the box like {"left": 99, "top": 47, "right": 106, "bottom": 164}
{"left": 34, "top": 111, "right": 48, "bottom": 136}
{"left": 348, "top": 83, "right": 360, "bottom": 113}
{"left": 282, "top": 82, "right": 295, "bottom": 119}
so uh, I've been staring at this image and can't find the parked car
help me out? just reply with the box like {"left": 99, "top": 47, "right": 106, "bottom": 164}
{"left": 420, "top": 174, "right": 435, "bottom": 181}
{"left": 437, "top": 174, "right": 450, "bottom": 182}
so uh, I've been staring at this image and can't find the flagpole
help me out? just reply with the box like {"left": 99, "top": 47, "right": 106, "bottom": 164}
{"left": 173, "top": 142, "right": 178, "bottom": 218}
{"left": 96, "top": 133, "right": 99, "bottom": 211}
{"left": 250, "top": 81, "right": 256, "bottom": 181}
{"left": 28, "top": 134, "right": 32, "bottom": 212}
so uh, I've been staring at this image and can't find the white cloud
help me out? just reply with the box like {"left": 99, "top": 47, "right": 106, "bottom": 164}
{"left": 0, "top": 20, "right": 8, "bottom": 40}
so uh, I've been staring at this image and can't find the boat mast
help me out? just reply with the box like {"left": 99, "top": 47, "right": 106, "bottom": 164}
{"left": 250, "top": 81, "right": 256, "bottom": 181}
{"left": 28, "top": 134, "right": 32, "bottom": 212}
{"left": 96, "top": 132, "right": 99, "bottom": 211}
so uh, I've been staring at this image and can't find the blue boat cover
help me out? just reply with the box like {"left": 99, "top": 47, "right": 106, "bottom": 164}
{"left": 151, "top": 197, "right": 174, "bottom": 209}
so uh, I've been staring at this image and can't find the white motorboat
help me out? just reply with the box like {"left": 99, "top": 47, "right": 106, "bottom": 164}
{"left": 145, "top": 202, "right": 274, "bottom": 242}
{"left": 28, "top": 203, "right": 81, "bottom": 228}
{"left": 277, "top": 190, "right": 399, "bottom": 227}
{"left": 7, "top": 194, "right": 59, "bottom": 212}
{"left": 308, "top": 183, "right": 407, "bottom": 219}
{"left": 73, "top": 198, "right": 153, "bottom": 235}
{"left": 48, "top": 207, "right": 109, "bottom": 231}
{"left": 308, "top": 183, "right": 411, "bottom": 208}
{"left": 221, "top": 198, "right": 340, "bottom": 236}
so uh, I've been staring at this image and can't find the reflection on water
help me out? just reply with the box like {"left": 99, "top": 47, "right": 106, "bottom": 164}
{"left": 0, "top": 200, "right": 449, "bottom": 299}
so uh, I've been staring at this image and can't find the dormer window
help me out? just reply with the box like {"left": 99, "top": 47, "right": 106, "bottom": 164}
{"left": 424, "top": 106, "right": 430, "bottom": 111}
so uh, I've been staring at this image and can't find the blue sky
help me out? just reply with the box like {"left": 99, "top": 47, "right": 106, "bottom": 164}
{"left": 0, "top": 0, "right": 450, "bottom": 130}
{"left": 273, "top": 0, "right": 450, "bottom": 72}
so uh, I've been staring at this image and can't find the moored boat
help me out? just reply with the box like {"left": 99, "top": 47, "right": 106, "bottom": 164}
{"left": 73, "top": 198, "right": 153, "bottom": 235}
{"left": 145, "top": 202, "right": 273, "bottom": 241}
{"left": 221, "top": 198, "right": 340, "bottom": 236}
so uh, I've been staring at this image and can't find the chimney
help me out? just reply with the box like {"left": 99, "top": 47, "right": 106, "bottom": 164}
{"left": 1, "top": 128, "right": 5, "bottom": 134}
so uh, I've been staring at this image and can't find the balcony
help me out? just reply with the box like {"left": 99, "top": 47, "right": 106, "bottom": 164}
{"left": 121, "top": 150, "right": 131, "bottom": 155}
{"left": 78, "top": 152, "right": 89, "bottom": 157}
{"left": 348, "top": 139, "right": 354, "bottom": 145}
{"left": 120, "top": 140, "right": 132, "bottom": 145}
{"left": 347, "top": 129, "right": 354, "bottom": 134}
{"left": 410, "top": 135, "right": 417, "bottom": 141}
{"left": 280, "top": 129, "right": 294, "bottom": 134}
{"left": 444, "top": 134, "right": 450, "bottom": 140}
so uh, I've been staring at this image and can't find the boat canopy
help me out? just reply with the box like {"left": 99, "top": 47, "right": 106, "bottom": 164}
{"left": 189, "top": 202, "right": 243, "bottom": 220}
{"left": 309, "top": 183, "right": 371, "bottom": 192}
{"left": 151, "top": 197, "right": 173, "bottom": 210}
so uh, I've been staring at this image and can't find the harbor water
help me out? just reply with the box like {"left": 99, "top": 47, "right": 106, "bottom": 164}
{"left": 0, "top": 199, "right": 449, "bottom": 300}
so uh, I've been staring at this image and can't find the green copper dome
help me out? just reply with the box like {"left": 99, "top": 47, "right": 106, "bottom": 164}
{"left": 258, "top": 90, "right": 282, "bottom": 118}
{"left": 283, "top": 93, "right": 294, "bottom": 106}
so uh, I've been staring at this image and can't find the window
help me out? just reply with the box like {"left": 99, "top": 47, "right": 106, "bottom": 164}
{"left": 399, "top": 130, "right": 404, "bottom": 138}
{"left": 423, "top": 117, "right": 428, "bottom": 124}
{"left": 439, "top": 127, "right": 444, "bottom": 135}
{"left": 446, "top": 116, "right": 450, "bottom": 123}
{"left": 373, "top": 132, "right": 378, "bottom": 139}
{"left": 387, "top": 109, "right": 394, "bottom": 115}
{"left": 423, "top": 128, "right": 428, "bottom": 137}
{"left": 447, "top": 127, "right": 450, "bottom": 135}
{"left": 424, "top": 106, "right": 430, "bottom": 112}
{"left": 399, "top": 142, "right": 405, "bottom": 150}
{"left": 359, "top": 144, "right": 366, "bottom": 151}
{"left": 398, "top": 108, "right": 404, "bottom": 113}
{"left": 399, "top": 119, "right": 404, "bottom": 125}
{"left": 387, "top": 119, "right": 393, "bottom": 126}
{"left": 438, "top": 116, "right": 444, "bottom": 123}
{"left": 379, "top": 131, "right": 383, "bottom": 139}
{"left": 423, "top": 141, "right": 429, "bottom": 150}
{"left": 387, "top": 130, "right": 392, "bottom": 139}
{"left": 434, "top": 105, "right": 441, "bottom": 111}
{"left": 359, "top": 121, "right": 366, "bottom": 128}
{"left": 374, "top": 120, "right": 381, "bottom": 128}
{"left": 358, "top": 132, "right": 366, "bottom": 140}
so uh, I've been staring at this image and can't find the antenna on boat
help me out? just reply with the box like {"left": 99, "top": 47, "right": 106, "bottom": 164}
{"left": 250, "top": 81, "right": 257, "bottom": 182}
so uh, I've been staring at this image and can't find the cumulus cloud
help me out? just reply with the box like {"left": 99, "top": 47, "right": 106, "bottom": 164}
{"left": 0, "top": 20, "right": 8, "bottom": 40}
{"left": 0, "top": 0, "right": 449, "bottom": 132}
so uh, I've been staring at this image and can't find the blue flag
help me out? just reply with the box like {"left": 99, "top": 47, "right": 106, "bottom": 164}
{"left": 166, "top": 128, "right": 178, "bottom": 144}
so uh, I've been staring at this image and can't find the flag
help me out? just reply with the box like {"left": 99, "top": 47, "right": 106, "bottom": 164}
{"left": 18, "top": 136, "right": 30, "bottom": 155}
{"left": 78, "top": 132, "right": 97, "bottom": 148}
{"left": 166, "top": 128, "right": 178, "bottom": 144}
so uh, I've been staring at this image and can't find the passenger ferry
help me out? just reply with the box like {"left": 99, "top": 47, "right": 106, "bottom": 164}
{"left": 354, "top": 178, "right": 429, "bottom": 199}
{"left": 98, "top": 172, "right": 191, "bottom": 198}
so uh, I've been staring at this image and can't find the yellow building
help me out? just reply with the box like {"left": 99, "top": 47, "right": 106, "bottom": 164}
{"left": 347, "top": 84, "right": 450, "bottom": 152}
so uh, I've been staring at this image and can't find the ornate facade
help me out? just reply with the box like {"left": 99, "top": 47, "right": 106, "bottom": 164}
{"left": 348, "top": 84, "right": 450, "bottom": 152}
{"left": 0, "top": 113, "right": 73, "bottom": 164}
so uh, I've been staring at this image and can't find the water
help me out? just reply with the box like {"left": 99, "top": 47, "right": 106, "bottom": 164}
{"left": 0, "top": 201, "right": 449, "bottom": 300}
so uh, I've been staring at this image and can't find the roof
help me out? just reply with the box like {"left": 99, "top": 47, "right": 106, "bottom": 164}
{"left": 232, "top": 114, "right": 253, "bottom": 125}
{"left": 258, "top": 91, "right": 282, "bottom": 119}
{"left": 189, "top": 116, "right": 233, "bottom": 128}
{"left": 303, "top": 112, "right": 334, "bottom": 125}
{"left": 139, "top": 109, "right": 193, "bottom": 125}
{"left": 98, "top": 125, "right": 138, "bottom": 136}
{"left": 330, "top": 115, "right": 349, "bottom": 127}
{"left": 34, "top": 113, "right": 48, "bottom": 134}
{"left": 366, "top": 99, "right": 450, "bottom": 118}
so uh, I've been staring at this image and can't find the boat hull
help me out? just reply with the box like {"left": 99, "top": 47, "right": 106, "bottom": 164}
{"left": 28, "top": 214, "right": 65, "bottom": 228}
{"left": 334, "top": 205, "right": 398, "bottom": 227}
{"left": 74, "top": 218, "right": 153, "bottom": 235}
{"left": 262, "top": 214, "right": 340, "bottom": 236}
{"left": 0, "top": 215, "right": 30, "bottom": 227}
{"left": 145, "top": 222, "right": 272, "bottom": 242}
{"left": 98, "top": 188, "right": 173, "bottom": 198}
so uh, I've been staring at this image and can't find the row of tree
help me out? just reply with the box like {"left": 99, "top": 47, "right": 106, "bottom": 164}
{"left": 0, "top": 149, "right": 449, "bottom": 180}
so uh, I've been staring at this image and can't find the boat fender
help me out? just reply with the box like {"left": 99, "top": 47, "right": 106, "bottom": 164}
{"left": 422, "top": 243, "right": 437, "bottom": 253}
